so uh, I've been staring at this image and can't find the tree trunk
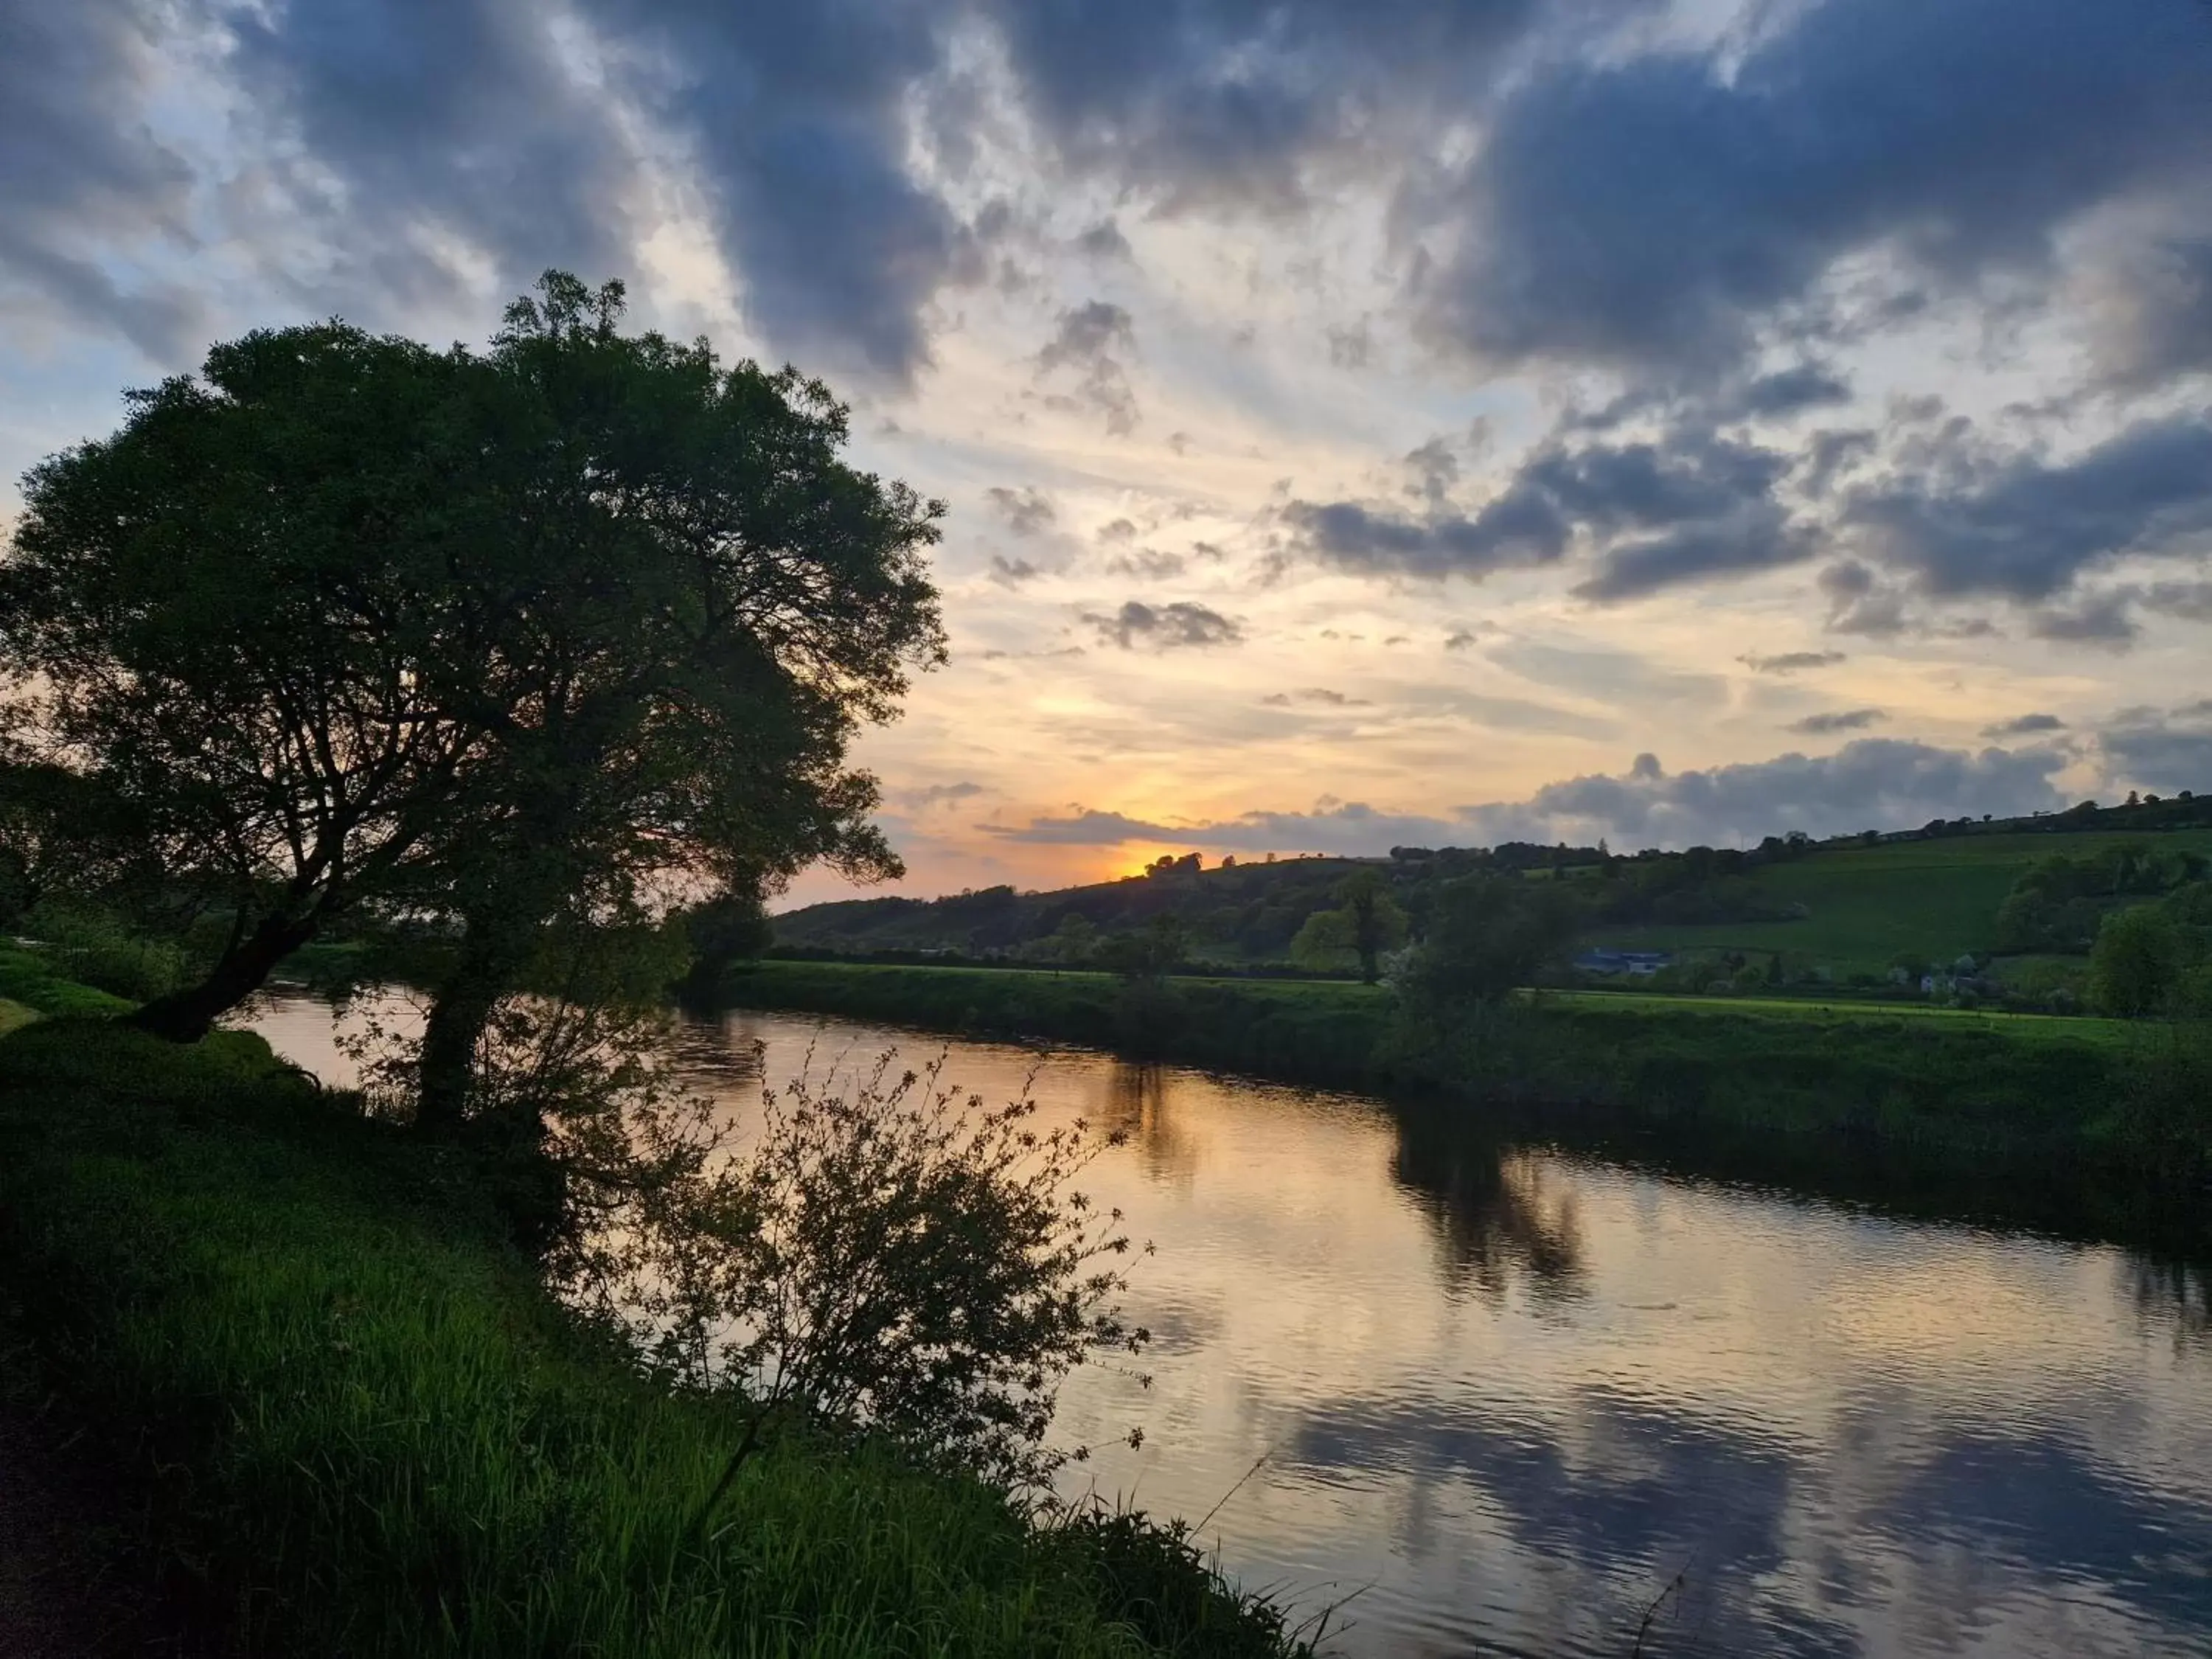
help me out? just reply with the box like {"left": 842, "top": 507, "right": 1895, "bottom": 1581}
{"left": 128, "top": 914, "right": 321, "bottom": 1043}
{"left": 412, "top": 918, "right": 526, "bottom": 1135}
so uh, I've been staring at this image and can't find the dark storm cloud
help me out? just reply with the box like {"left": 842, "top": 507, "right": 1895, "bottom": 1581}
{"left": 2027, "top": 593, "right": 2140, "bottom": 648}
{"left": 977, "top": 0, "right": 1545, "bottom": 215}
{"left": 1840, "top": 414, "right": 2212, "bottom": 601}
{"left": 227, "top": 0, "right": 641, "bottom": 313}
{"left": 2100, "top": 703, "right": 2212, "bottom": 797}
{"left": 1072, "top": 218, "right": 1133, "bottom": 261}
{"left": 1740, "top": 651, "right": 1846, "bottom": 675}
{"left": 981, "top": 799, "right": 1461, "bottom": 851}
{"left": 1289, "top": 428, "right": 1801, "bottom": 597}
{"left": 1734, "top": 364, "right": 1853, "bottom": 419}
{"left": 1818, "top": 560, "right": 1910, "bottom": 637}
{"left": 564, "top": 0, "right": 966, "bottom": 382}
{"left": 1787, "top": 708, "right": 1885, "bottom": 735}
{"left": 221, "top": 0, "right": 967, "bottom": 380}
{"left": 985, "top": 485, "right": 1057, "bottom": 535}
{"left": 1417, "top": 0, "right": 2212, "bottom": 378}
{"left": 1281, "top": 495, "right": 1568, "bottom": 580}
{"left": 2093, "top": 237, "right": 2212, "bottom": 388}
{"left": 1105, "top": 548, "right": 1187, "bottom": 580}
{"left": 1797, "top": 429, "right": 1879, "bottom": 498}
{"left": 1572, "top": 498, "right": 1809, "bottom": 602}
{"left": 1037, "top": 300, "right": 1139, "bottom": 433}
{"left": 983, "top": 737, "right": 2071, "bottom": 852}
{"left": 1082, "top": 599, "right": 1242, "bottom": 649}
{"left": 1403, "top": 436, "right": 1462, "bottom": 503}
{"left": 2142, "top": 580, "right": 2212, "bottom": 622}
{"left": 1281, "top": 495, "right": 1561, "bottom": 580}
{"left": 1487, "top": 739, "right": 2068, "bottom": 846}
{"left": 1983, "top": 713, "right": 2066, "bottom": 739}
{"left": 979, "top": 807, "right": 1186, "bottom": 846}
{"left": 0, "top": 1, "right": 202, "bottom": 356}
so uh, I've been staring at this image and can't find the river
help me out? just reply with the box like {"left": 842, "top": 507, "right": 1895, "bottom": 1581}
{"left": 241, "top": 987, "right": 2212, "bottom": 1659}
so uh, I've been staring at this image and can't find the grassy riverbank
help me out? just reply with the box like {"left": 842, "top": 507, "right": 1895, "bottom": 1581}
{"left": 0, "top": 969, "right": 1311, "bottom": 1656}
{"left": 722, "top": 959, "right": 2192, "bottom": 1170}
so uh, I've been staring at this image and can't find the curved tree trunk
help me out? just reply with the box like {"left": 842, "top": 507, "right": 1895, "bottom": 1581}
{"left": 411, "top": 915, "right": 529, "bottom": 1135}
{"left": 128, "top": 914, "right": 320, "bottom": 1043}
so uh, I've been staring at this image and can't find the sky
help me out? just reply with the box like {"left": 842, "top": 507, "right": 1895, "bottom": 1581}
{"left": 6, "top": 0, "right": 2212, "bottom": 903}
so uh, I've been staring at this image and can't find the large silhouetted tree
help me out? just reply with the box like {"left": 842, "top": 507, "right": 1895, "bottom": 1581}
{"left": 1, "top": 274, "right": 943, "bottom": 1069}
{"left": 403, "top": 274, "right": 944, "bottom": 1130}
{"left": 1, "top": 325, "right": 502, "bottom": 1038}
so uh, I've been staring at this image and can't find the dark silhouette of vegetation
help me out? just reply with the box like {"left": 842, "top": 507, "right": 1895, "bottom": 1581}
{"left": 1, "top": 324, "right": 501, "bottom": 1040}
{"left": 1394, "top": 874, "right": 1581, "bottom": 1020}
{"left": 673, "top": 891, "right": 776, "bottom": 1003}
{"left": 1098, "top": 914, "right": 1190, "bottom": 983}
{"left": 389, "top": 274, "right": 943, "bottom": 1133}
{"left": 1, "top": 274, "right": 941, "bottom": 1120}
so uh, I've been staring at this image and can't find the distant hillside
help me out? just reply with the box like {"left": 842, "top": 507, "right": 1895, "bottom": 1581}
{"left": 771, "top": 789, "right": 2212, "bottom": 983}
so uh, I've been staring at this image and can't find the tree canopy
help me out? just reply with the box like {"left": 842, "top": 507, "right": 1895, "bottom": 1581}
{"left": 1, "top": 274, "right": 944, "bottom": 1062}
{"left": 1, "top": 324, "right": 503, "bottom": 1035}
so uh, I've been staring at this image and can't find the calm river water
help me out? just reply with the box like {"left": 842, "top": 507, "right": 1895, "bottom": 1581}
{"left": 242, "top": 989, "right": 2212, "bottom": 1659}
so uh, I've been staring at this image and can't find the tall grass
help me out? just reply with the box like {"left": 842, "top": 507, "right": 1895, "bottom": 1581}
{"left": 0, "top": 1018, "right": 1308, "bottom": 1658}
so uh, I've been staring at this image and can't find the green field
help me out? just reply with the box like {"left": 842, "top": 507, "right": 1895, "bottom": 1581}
{"left": 1543, "top": 987, "right": 2135, "bottom": 1044}
{"left": 1583, "top": 830, "right": 2212, "bottom": 973}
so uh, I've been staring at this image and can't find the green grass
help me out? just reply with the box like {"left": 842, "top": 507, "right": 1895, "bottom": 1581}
{"left": 0, "top": 1015, "right": 1309, "bottom": 1659}
{"left": 0, "top": 942, "right": 135, "bottom": 1017}
{"left": 1543, "top": 988, "right": 2136, "bottom": 1046}
{"left": 1583, "top": 830, "right": 2212, "bottom": 973}
{"left": 0, "top": 998, "right": 38, "bottom": 1035}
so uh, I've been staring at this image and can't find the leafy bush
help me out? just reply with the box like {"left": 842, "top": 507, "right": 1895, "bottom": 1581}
{"left": 572, "top": 1052, "right": 1150, "bottom": 1494}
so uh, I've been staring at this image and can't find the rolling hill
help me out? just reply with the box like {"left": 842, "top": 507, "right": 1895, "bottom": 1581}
{"left": 770, "top": 793, "right": 2212, "bottom": 985}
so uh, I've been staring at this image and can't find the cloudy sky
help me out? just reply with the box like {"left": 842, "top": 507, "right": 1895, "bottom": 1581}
{"left": 8, "top": 0, "right": 2212, "bottom": 900}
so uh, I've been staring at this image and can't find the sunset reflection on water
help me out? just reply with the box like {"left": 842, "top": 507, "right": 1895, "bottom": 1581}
{"left": 243, "top": 991, "right": 2212, "bottom": 1658}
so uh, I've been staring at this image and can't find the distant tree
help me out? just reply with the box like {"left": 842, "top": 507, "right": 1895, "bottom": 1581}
{"left": 1097, "top": 915, "right": 1187, "bottom": 982}
{"left": 1338, "top": 869, "right": 1409, "bottom": 982}
{"left": 1397, "top": 874, "right": 1580, "bottom": 1015}
{"left": 1043, "top": 912, "right": 1097, "bottom": 964}
{"left": 2091, "top": 905, "right": 2184, "bottom": 1017}
{"left": 1288, "top": 906, "right": 1354, "bottom": 971}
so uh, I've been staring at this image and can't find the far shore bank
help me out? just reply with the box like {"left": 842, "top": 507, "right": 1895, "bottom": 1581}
{"left": 712, "top": 957, "right": 2211, "bottom": 1256}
